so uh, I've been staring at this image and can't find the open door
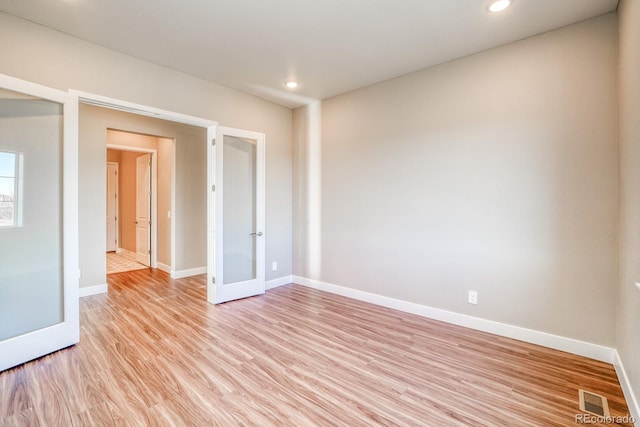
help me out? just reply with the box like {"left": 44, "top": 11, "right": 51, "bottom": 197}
{"left": 210, "top": 127, "right": 265, "bottom": 304}
{"left": 135, "top": 153, "right": 151, "bottom": 266}
{"left": 0, "top": 74, "right": 79, "bottom": 372}
{"left": 106, "top": 162, "right": 118, "bottom": 252}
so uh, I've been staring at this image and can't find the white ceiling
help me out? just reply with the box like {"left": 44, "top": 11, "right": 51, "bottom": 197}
{"left": 0, "top": 0, "right": 618, "bottom": 109}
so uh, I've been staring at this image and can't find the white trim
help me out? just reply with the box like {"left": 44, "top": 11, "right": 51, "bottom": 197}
{"left": 71, "top": 90, "right": 217, "bottom": 128}
{"left": 156, "top": 262, "right": 172, "bottom": 274}
{"left": 207, "top": 126, "right": 216, "bottom": 303}
{"left": 173, "top": 267, "right": 207, "bottom": 279}
{"left": 292, "top": 276, "right": 616, "bottom": 364}
{"left": 79, "top": 284, "right": 108, "bottom": 298}
{"left": 613, "top": 351, "right": 640, "bottom": 424}
{"left": 266, "top": 275, "right": 293, "bottom": 290}
{"left": 170, "top": 139, "right": 177, "bottom": 282}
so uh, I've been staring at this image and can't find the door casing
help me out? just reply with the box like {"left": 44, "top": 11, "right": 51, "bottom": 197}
{"left": 75, "top": 91, "right": 217, "bottom": 298}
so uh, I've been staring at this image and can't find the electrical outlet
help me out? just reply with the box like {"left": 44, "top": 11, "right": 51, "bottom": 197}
{"left": 272, "top": 261, "right": 278, "bottom": 272}
{"left": 468, "top": 290, "right": 478, "bottom": 305}
{"left": 635, "top": 282, "right": 640, "bottom": 291}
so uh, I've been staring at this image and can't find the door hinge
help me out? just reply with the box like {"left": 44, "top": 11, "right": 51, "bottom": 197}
{"left": 212, "top": 276, "right": 216, "bottom": 284}
{"left": 148, "top": 250, "right": 151, "bottom": 255}
{"left": 211, "top": 184, "right": 215, "bottom": 192}
{"left": 212, "top": 138, "right": 216, "bottom": 146}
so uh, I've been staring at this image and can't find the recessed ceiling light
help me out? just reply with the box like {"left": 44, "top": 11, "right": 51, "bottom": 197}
{"left": 285, "top": 81, "right": 299, "bottom": 89}
{"left": 488, "top": 0, "right": 511, "bottom": 13}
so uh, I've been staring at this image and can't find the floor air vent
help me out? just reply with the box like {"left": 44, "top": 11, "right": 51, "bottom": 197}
{"left": 579, "top": 389, "right": 610, "bottom": 417}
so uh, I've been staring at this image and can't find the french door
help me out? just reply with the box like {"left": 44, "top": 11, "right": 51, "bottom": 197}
{"left": 209, "top": 126, "right": 265, "bottom": 304}
{"left": 0, "top": 74, "right": 79, "bottom": 371}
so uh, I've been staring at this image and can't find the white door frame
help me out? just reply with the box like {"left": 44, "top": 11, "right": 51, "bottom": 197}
{"left": 72, "top": 91, "right": 217, "bottom": 300}
{"left": 0, "top": 74, "right": 79, "bottom": 371}
{"left": 106, "top": 161, "right": 119, "bottom": 252}
{"left": 106, "top": 144, "right": 158, "bottom": 268}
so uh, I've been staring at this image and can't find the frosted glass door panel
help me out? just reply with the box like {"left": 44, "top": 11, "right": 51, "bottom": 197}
{"left": 0, "top": 89, "right": 63, "bottom": 341}
{"left": 223, "top": 135, "right": 257, "bottom": 284}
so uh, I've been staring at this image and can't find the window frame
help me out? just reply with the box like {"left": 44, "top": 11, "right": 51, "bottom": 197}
{"left": 0, "top": 149, "right": 24, "bottom": 228}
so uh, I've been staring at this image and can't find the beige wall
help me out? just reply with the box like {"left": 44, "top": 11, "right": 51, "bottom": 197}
{"left": 106, "top": 149, "right": 120, "bottom": 163}
{"left": 157, "top": 138, "right": 173, "bottom": 267}
{"left": 0, "top": 11, "right": 293, "bottom": 288}
{"left": 617, "top": 0, "right": 640, "bottom": 411}
{"left": 294, "top": 14, "right": 618, "bottom": 346}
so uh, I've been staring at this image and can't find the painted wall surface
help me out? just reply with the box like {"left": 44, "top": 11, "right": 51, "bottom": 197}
{"left": 295, "top": 14, "right": 618, "bottom": 346}
{"left": 106, "top": 149, "right": 120, "bottom": 163}
{"left": 157, "top": 138, "right": 173, "bottom": 267}
{"left": 0, "top": 11, "right": 293, "bottom": 287}
{"left": 617, "top": 0, "right": 640, "bottom": 411}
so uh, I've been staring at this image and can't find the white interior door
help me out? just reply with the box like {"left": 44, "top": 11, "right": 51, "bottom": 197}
{"left": 210, "top": 126, "right": 265, "bottom": 304}
{"left": 135, "top": 153, "right": 151, "bottom": 266}
{"left": 0, "top": 74, "right": 79, "bottom": 372}
{"left": 106, "top": 162, "right": 118, "bottom": 252}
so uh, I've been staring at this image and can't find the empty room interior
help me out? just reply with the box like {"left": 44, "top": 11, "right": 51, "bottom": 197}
{"left": 1, "top": 0, "right": 639, "bottom": 425}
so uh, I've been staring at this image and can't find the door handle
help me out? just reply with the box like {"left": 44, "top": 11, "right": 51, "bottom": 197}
{"left": 250, "top": 232, "right": 263, "bottom": 237}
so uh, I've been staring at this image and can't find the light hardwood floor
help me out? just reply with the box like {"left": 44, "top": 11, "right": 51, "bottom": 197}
{"left": 0, "top": 269, "right": 633, "bottom": 426}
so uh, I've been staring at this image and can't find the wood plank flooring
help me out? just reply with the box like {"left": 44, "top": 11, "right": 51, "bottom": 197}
{"left": 0, "top": 269, "right": 633, "bottom": 426}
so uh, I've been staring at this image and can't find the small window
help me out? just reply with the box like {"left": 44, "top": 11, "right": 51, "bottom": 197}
{"left": 0, "top": 150, "right": 24, "bottom": 228}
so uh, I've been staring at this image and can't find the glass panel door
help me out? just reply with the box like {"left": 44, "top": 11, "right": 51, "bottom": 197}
{"left": 211, "top": 127, "right": 265, "bottom": 304}
{"left": 0, "top": 75, "right": 78, "bottom": 372}
{"left": 223, "top": 135, "right": 257, "bottom": 284}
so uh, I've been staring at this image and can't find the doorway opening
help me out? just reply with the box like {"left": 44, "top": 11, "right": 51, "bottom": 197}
{"left": 105, "top": 129, "right": 172, "bottom": 275}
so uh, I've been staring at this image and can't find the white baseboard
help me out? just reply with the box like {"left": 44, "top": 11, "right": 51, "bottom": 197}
{"left": 614, "top": 351, "right": 640, "bottom": 425}
{"left": 156, "top": 262, "right": 171, "bottom": 274}
{"left": 292, "top": 275, "right": 615, "bottom": 364}
{"left": 172, "top": 266, "right": 207, "bottom": 279}
{"left": 79, "top": 283, "right": 108, "bottom": 297}
{"left": 266, "top": 275, "right": 293, "bottom": 290}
